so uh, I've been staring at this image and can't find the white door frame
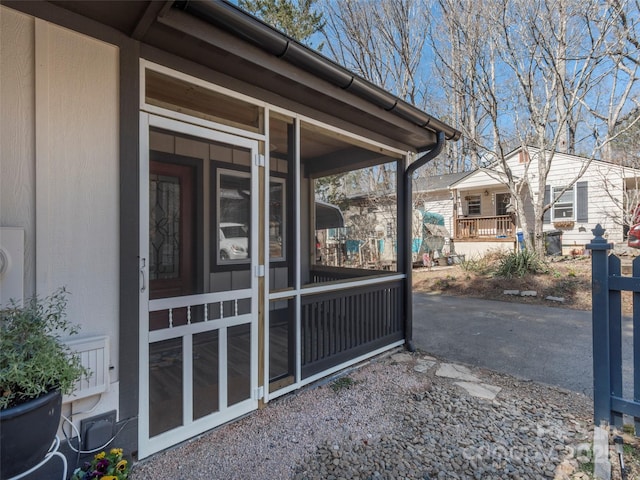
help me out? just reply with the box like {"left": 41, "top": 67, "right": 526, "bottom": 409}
{"left": 138, "top": 113, "right": 260, "bottom": 458}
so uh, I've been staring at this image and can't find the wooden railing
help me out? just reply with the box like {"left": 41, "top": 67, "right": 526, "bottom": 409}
{"left": 300, "top": 279, "right": 404, "bottom": 378}
{"left": 455, "top": 215, "right": 515, "bottom": 239}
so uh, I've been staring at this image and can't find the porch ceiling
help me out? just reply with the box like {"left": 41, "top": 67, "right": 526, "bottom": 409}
{"left": 40, "top": 0, "right": 458, "bottom": 153}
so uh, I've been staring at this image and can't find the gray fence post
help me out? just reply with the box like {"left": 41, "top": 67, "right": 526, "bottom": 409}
{"left": 586, "top": 224, "right": 613, "bottom": 425}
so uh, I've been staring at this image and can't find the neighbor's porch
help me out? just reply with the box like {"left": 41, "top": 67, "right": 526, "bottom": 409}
{"left": 453, "top": 213, "right": 515, "bottom": 240}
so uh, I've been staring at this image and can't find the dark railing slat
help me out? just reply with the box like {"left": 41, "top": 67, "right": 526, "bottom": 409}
{"left": 633, "top": 257, "right": 640, "bottom": 434}
{"left": 300, "top": 279, "right": 404, "bottom": 378}
{"left": 609, "top": 255, "right": 624, "bottom": 428}
{"left": 608, "top": 275, "right": 640, "bottom": 293}
{"left": 611, "top": 396, "right": 640, "bottom": 419}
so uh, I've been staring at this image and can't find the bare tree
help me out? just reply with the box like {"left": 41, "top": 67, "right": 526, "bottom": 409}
{"left": 428, "top": 0, "right": 638, "bottom": 253}
{"left": 322, "top": 0, "right": 429, "bottom": 106}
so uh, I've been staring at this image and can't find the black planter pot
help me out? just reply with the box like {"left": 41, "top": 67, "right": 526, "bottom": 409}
{"left": 0, "top": 390, "right": 62, "bottom": 479}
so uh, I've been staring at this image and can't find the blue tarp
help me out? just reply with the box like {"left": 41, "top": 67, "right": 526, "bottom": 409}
{"left": 346, "top": 239, "right": 361, "bottom": 254}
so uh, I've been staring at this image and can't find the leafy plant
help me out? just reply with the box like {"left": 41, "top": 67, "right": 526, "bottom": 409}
{"left": 577, "top": 447, "right": 594, "bottom": 475}
{"left": 71, "top": 448, "right": 129, "bottom": 480}
{"left": 331, "top": 376, "right": 356, "bottom": 392}
{"left": 494, "top": 250, "right": 548, "bottom": 278}
{"left": 0, "top": 288, "right": 87, "bottom": 410}
{"left": 460, "top": 255, "right": 493, "bottom": 275}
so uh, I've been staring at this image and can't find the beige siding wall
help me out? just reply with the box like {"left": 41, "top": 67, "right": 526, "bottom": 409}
{"left": 509, "top": 152, "right": 626, "bottom": 247}
{"left": 1, "top": 7, "right": 120, "bottom": 386}
{"left": 1, "top": 8, "right": 36, "bottom": 297}
{"left": 35, "top": 19, "right": 120, "bottom": 366}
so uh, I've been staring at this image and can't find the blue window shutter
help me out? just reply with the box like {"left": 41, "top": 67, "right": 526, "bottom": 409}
{"left": 543, "top": 185, "right": 551, "bottom": 224}
{"left": 577, "top": 181, "right": 588, "bottom": 222}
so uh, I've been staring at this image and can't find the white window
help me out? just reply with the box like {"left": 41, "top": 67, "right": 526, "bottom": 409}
{"left": 467, "top": 195, "right": 481, "bottom": 215}
{"left": 552, "top": 186, "right": 574, "bottom": 220}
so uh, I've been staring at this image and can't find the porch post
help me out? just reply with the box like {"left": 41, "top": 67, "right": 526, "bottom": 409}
{"left": 586, "top": 224, "right": 613, "bottom": 426}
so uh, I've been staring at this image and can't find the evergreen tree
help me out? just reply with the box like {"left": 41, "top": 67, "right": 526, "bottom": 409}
{"left": 238, "top": 0, "right": 324, "bottom": 47}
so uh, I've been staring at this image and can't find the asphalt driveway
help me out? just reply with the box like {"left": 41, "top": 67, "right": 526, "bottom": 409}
{"left": 412, "top": 293, "right": 634, "bottom": 397}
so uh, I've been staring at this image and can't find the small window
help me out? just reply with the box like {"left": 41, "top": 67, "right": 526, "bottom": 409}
{"left": 269, "top": 178, "right": 286, "bottom": 261}
{"left": 467, "top": 195, "right": 481, "bottom": 215}
{"left": 552, "top": 186, "right": 574, "bottom": 220}
{"left": 217, "top": 169, "right": 251, "bottom": 264}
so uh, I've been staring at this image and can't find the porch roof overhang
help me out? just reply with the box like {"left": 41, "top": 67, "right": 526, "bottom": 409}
{"left": 450, "top": 169, "right": 512, "bottom": 190}
{"left": 23, "top": 0, "right": 459, "bottom": 153}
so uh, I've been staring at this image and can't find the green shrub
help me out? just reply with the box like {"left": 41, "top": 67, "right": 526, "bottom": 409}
{"left": 494, "top": 250, "right": 548, "bottom": 278}
{"left": 0, "top": 288, "right": 87, "bottom": 409}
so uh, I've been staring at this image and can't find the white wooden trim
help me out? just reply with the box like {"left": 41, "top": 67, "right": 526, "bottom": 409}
{"left": 263, "top": 110, "right": 271, "bottom": 403}
{"left": 143, "top": 104, "right": 266, "bottom": 143}
{"left": 149, "top": 289, "right": 253, "bottom": 311}
{"left": 300, "top": 274, "right": 405, "bottom": 297}
{"left": 266, "top": 275, "right": 405, "bottom": 302}
{"left": 141, "top": 59, "right": 268, "bottom": 109}
{"left": 183, "top": 334, "right": 193, "bottom": 429}
{"left": 220, "top": 326, "right": 228, "bottom": 410}
{"left": 267, "top": 274, "right": 405, "bottom": 301}
{"left": 149, "top": 114, "right": 258, "bottom": 150}
{"left": 294, "top": 117, "right": 302, "bottom": 386}
{"left": 139, "top": 113, "right": 260, "bottom": 459}
{"left": 138, "top": 112, "right": 152, "bottom": 459}
{"left": 268, "top": 289, "right": 298, "bottom": 301}
{"left": 143, "top": 398, "right": 256, "bottom": 455}
{"left": 148, "top": 314, "right": 254, "bottom": 343}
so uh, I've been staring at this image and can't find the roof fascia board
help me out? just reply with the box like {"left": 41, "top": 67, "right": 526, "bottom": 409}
{"left": 153, "top": 8, "right": 437, "bottom": 148}
{"left": 165, "top": 2, "right": 460, "bottom": 142}
{"left": 139, "top": 43, "right": 417, "bottom": 153}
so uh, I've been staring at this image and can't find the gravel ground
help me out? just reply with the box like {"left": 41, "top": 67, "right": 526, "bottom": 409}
{"left": 130, "top": 349, "right": 595, "bottom": 480}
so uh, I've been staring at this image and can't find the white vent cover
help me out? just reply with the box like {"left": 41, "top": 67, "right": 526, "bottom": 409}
{"left": 63, "top": 335, "right": 110, "bottom": 402}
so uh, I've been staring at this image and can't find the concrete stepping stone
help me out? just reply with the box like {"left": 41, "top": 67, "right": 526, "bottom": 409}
{"left": 413, "top": 359, "right": 436, "bottom": 373}
{"left": 436, "top": 363, "right": 481, "bottom": 382}
{"left": 391, "top": 353, "right": 413, "bottom": 363}
{"left": 454, "top": 381, "right": 502, "bottom": 400}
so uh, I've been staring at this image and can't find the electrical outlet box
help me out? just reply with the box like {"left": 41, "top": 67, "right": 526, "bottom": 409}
{"left": 80, "top": 410, "right": 117, "bottom": 451}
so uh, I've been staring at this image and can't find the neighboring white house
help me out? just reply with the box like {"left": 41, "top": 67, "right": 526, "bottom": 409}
{"left": 420, "top": 147, "right": 640, "bottom": 258}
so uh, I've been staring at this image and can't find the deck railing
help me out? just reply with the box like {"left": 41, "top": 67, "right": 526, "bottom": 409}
{"left": 300, "top": 278, "right": 404, "bottom": 378}
{"left": 455, "top": 215, "right": 515, "bottom": 239}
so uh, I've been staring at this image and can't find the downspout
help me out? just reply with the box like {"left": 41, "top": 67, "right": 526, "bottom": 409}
{"left": 404, "top": 131, "right": 446, "bottom": 352}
